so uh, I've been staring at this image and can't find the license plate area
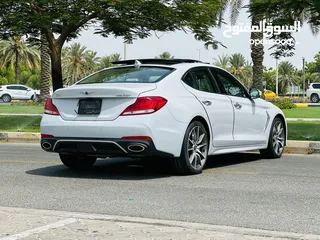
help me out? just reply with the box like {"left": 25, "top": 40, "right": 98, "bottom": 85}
{"left": 78, "top": 98, "right": 102, "bottom": 115}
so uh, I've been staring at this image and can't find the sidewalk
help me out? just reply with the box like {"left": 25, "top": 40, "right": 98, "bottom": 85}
{"left": 1, "top": 206, "right": 319, "bottom": 240}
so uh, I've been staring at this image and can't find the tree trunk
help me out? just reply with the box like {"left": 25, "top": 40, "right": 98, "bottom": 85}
{"left": 39, "top": 33, "right": 51, "bottom": 102}
{"left": 250, "top": 14, "right": 265, "bottom": 96}
{"left": 50, "top": 41, "right": 63, "bottom": 91}
{"left": 15, "top": 51, "right": 20, "bottom": 83}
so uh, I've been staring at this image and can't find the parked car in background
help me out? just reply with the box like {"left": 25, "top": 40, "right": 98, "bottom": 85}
{"left": 264, "top": 90, "right": 277, "bottom": 99}
{"left": 0, "top": 84, "right": 39, "bottom": 103}
{"left": 40, "top": 58, "right": 287, "bottom": 175}
{"left": 306, "top": 83, "right": 320, "bottom": 103}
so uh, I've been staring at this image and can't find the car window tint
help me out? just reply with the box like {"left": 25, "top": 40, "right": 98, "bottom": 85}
{"left": 191, "top": 69, "right": 219, "bottom": 93}
{"left": 18, "top": 86, "right": 28, "bottom": 90}
{"left": 77, "top": 67, "right": 174, "bottom": 84}
{"left": 215, "top": 70, "right": 247, "bottom": 98}
{"left": 182, "top": 72, "right": 199, "bottom": 89}
{"left": 7, "top": 86, "right": 18, "bottom": 90}
{"left": 313, "top": 84, "right": 320, "bottom": 89}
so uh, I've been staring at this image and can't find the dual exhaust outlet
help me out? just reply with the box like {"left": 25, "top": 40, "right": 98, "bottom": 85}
{"left": 127, "top": 143, "right": 146, "bottom": 153}
{"left": 41, "top": 141, "right": 52, "bottom": 150}
{"left": 41, "top": 141, "right": 146, "bottom": 153}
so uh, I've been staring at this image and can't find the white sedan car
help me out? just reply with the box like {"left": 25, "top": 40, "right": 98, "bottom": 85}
{"left": 40, "top": 59, "right": 287, "bottom": 175}
{"left": 0, "top": 84, "right": 39, "bottom": 102}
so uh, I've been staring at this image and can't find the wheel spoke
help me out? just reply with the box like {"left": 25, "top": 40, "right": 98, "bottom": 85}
{"left": 189, "top": 152, "right": 196, "bottom": 165}
{"left": 197, "top": 133, "right": 205, "bottom": 144}
{"left": 196, "top": 149, "right": 206, "bottom": 160}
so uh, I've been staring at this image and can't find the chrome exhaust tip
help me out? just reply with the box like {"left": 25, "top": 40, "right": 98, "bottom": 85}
{"left": 127, "top": 144, "right": 146, "bottom": 153}
{"left": 42, "top": 141, "right": 52, "bottom": 150}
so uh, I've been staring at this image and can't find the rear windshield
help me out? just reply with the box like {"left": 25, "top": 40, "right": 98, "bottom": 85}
{"left": 77, "top": 66, "right": 174, "bottom": 84}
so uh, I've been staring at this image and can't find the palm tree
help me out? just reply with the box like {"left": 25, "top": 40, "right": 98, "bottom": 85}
{"left": 213, "top": 54, "right": 230, "bottom": 71}
{"left": 62, "top": 43, "right": 87, "bottom": 84}
{"left": 0, "top": 36, "right": 40, "bottom": 83}
{"left": 229, "top": 53, "right": 253, "bottom": 88}
{"left": 39, "top": 33, "right": 51, "bottom": 101}
{"left": 99, "top": 53, "right": 122, "bottom": 69}
{"left": 219, "top": 0, "right": 264, "bottom": 93}
{"left": 229, "top": 53, "right": 246, "bottom": 76}
{"left": 278, "top": 61, "right": 300, "bottom": 94}
{"left": 156, "top": 52, "right": 174, "bottom": 59}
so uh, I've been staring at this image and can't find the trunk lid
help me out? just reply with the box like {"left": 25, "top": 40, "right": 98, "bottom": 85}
{"left": 52, "top": 83, "right": 157, "bottom": 121}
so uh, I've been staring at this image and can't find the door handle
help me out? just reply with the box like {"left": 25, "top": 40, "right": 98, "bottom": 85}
{"left": 202, "top": 100, "right": 212, "bottom": 106}
{"left": 234, "top": 102, "right": 242, "bottom": 109}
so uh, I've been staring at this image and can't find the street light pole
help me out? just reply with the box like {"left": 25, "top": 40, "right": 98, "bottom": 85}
{"left": 124, "top": 43, "right": 127, "bottom": 60}
{"left": 276, "top": 58, "right": 279, "bottom": 96}
{"left": 197, "top": 49, "right": 201, "bottom": 60}
{"left": 303, "top": 57, "right": 305, "bottom": 103}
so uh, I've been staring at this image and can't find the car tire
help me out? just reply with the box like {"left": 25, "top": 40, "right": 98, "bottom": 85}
{"left": 311, "top": 93, "right": 319, "bottom": 103}
{"left": 172, "top": 121, "right": 209, "bottom": 175}
{"left": 59, "top": 154, "right": 97, "bottom": 170}
{"left": 1, "top": 94, "right": 12, "bottom": 103}
{"left": 260, "top": 117, "right": 285, "bottom": 159}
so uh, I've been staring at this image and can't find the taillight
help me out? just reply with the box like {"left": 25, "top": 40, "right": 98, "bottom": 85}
{"left": 120, "top": 96, "right": 167, "bottom": 116}
{"left": 44, "top": 98, "right": 60, "bottom": 116}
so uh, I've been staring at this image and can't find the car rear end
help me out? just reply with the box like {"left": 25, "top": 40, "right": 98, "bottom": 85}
{"left": 40, "top": 65, "right": 184, "bottom": 158}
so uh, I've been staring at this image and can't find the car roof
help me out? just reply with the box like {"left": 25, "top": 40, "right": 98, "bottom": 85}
{"left": 110, "top": 58, "right": 227, "bottom": 72}
{"left": 112, "top": 58, "right": 206, "bottom": 65}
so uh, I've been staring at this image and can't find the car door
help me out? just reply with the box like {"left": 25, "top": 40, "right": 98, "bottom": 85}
{"left": 17, "top": 86, "right": 32, "bottom": 99}
{"left": 212, "top": 68, "right": 268, "bottom": 145}
{"left": 6, "top": 86, "right": 20, "bottom": 99}
{"left": 181, "top": 67, "right": 234, "bottom": 147}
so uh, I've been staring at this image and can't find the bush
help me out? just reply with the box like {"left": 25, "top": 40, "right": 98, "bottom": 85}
{"left": 11, "top": 100, "right": 45, "bottom": 107}
{"left": 269, "top": 98, "right": 297, "bottom": 109}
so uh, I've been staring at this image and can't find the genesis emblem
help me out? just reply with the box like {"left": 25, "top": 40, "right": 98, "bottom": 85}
{"left": 81, "top": 91, "right": 94, "bottom": 95}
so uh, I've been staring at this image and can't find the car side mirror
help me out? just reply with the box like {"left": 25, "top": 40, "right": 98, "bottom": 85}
{"left": 249, "top": 88, "right": 261, "bottom": 99}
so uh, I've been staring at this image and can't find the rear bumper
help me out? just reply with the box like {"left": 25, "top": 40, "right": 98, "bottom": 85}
{"left": 40, "top": 137, "right": 174, "bottom": 158}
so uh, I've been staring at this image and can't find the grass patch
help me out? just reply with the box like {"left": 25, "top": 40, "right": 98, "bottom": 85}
{"left": 0, "top": 116, "right": 41, "bottom": 132}
{"left": 287, "top": 121, "right": 320, "bottom": 141}
{"left": 283, "top": 107, "right": 320, "bottom": 119}
{"left": 0, "top": 117, "right": 319, "bottom": 142}
{"left": 0, "top": 105, "right": 44, "bottom": 114}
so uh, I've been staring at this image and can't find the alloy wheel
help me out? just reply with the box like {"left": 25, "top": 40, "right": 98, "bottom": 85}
{"left": 187, "top": 126, "right": 208, "bottom": 169}
{"left": 272, "top": 121, "right": 285, "bottom": 156}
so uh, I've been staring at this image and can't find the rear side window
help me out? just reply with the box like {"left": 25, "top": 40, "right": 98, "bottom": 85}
{"left": 313, "top": 83, "right": 320, "bottom": 89}
{"left": 6, "top": 86, "right": 19, "bottom": 90}
{"left": 77, "top": 67, "right": 174, "bottom": 84}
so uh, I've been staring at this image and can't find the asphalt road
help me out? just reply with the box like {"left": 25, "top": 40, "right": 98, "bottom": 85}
{"left": 1, "top": 143, "right": 320, "bottom": 235}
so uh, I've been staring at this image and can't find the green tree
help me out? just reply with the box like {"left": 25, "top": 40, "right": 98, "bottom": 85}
{"left": 99, "top": 53, "right": 122, "bottom": 70}
{"left": 278, "top": 61, "right": 300, "bottom": 94}
{"left": 213, "top": 54, "right": 230, "bottom": 71}
{"left": 263, "top": 68, "right": 276, "bottom": 92}
{"left": 156, "top": 52, "right": 174, "bottom": 59}
{"left": 249, "top": 0, "right": 320, "bottom": 59}
{"left": 0, "top": 37, "right": 39, "bottom": 83}
{"left": 219, "top": 0, "right": 265, "bottom": 93}
{"left": 0, "top": 0, "right": 225, "bottom": 91}
{"left": 62, "top": 43, "right": 100, "bottom": 85}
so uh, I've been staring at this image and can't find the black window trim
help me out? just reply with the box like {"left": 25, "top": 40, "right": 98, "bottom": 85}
{"left": 210, "top": 67, "right": 252, "bottom": 99}
{"left": 181, "top": 67, "right": 223, "bottom": 94}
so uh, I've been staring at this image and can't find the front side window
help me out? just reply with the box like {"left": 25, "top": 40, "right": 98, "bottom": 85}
{"left": 214, "top": 69, "right": 248, "bottom": 98}
{"left": 77, "top": 67, "right": 174, "bottom": 84}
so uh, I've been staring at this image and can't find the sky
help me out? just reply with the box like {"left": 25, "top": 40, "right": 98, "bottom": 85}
{"left": 65, "top": 5, "right": 320, "bottom": 70}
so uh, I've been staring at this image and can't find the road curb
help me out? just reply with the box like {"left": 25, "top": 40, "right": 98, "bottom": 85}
{"left": 0, "top": 132, "right": 319, "bottom": 154}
